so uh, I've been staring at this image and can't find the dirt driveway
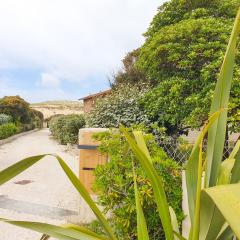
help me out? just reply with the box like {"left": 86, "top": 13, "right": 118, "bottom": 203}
{"left": 0, "top": 129, "right": 96, "bottom": 240}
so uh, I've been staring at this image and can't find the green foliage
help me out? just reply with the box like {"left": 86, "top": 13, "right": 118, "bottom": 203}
{"left": 139, "top": 17, "right": 233, "bottom": 82}
{"left": 145, "top": 0, "right": 240, "bottom": 38}
{"left": 0, "top": 114, "right": 12, "bottom": 125}
{"left": 140, "top": 77, "right": 193, "bottom": 135}
{"left": 110, "top": 49, "right": 147, "bottom": 87}
{"left": 93, "top": 130, "right": 183, "bottom": 240}
{"left": 0, "top": 96, "right": 43, "bottom": 137}
{"left": 137, "top": 16, "right": 240, "bottom": 133}
{"left": 87, "top": 85, "right": 150, "bottom": 128}
{"left": 0, "top": 123, "right": 17, "bottom": 140}
{"left": 49, "top": 114, "right": 85, "bottom": 145}
{"left": 30, "top": 109, "right": 44, "bottom": 129}
{"left": 0, "top": 96, "right": 44, "bottom": 131}
{"left": 0, "top": 96, "right": 31, "bottom": 123}
{"left": 108, "top": 0, "right": 240, "bottom": 134}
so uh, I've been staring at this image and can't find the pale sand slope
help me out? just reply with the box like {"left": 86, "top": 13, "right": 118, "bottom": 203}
{"left": 31, "top": 101, "right": 83, "bottom": 119}
{"left": 0, "top": 129, "right": 96, "bottom": 240}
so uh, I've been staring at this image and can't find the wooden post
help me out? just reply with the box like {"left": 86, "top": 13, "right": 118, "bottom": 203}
{"left": 78, "top": 128, "right": 108, "bottom": 194}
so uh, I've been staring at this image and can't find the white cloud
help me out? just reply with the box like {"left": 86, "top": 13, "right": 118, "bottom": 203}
{"left": 40, "top": 73, "right": 60, "bottom": 88}
{"left": 0, "top": 0, "right": 166, "bottom": 101}
{"left": 0, "top": 0, "right": 163, "bottom": 79}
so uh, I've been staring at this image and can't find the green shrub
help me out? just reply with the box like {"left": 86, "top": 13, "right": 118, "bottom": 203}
{"left": 18, "top": 123, "right": 35, "bottom": 132}
{"left": 0, "top": 114, "right": 12, "bottom": 125}
{"left": 86, "top": 84, "right": 151, "bottom": 128}
{"left": 49, "top": 114, "right": 85, "bottom": 144}
{"left": 93, "top": 129, "right": 183, "bottom": 240}
{"left": 29, "top": 109, "right": 44, "bottom": 129}
{"left": 0, "top": 95, "right": 31, "bottom": 123}
{"left": 0, "top": 123, "right": 18, "bottom": 140}
{"left": 0, "top": 96, "right": 44, "bottom": 132}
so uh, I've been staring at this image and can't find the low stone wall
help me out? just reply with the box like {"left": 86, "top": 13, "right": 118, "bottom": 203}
{"left": 0, "top": 129, "right": 39, "bottom": 145}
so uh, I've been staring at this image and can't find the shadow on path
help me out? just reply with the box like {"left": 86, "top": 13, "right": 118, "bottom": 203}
{"left": 0, "top": 195, "right": 78, "bottom": 219}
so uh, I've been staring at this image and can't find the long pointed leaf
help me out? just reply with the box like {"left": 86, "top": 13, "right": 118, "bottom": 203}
{"left": 217, "top": 158, "right": 235, "bottom": 185}
{"left": 205, "top": 8, "right": 240, "bottom": 188}
{"left": 185, "top": 110, "right": 223, "bottom": 225}
{"left": 0, "top": 154, "right": 116, "bottom": 240}
{"left": 200, "top": 140, "right": 240, "bottom": 239}
{"left": 0, "top": 219, "right": 104, "bottom": 240}
{"left": 228, "top": 140, "right": 240, "bottom": 159}
{"left": 121, "top": 127, "right": 174, "bottom": 240}
{"left": 231, "top": 148, "right": 240, "bottom": 183}
{"left": 204, "top": 183, "right": 240, "bottom": 239}
{"left": 199, "top": 9, "right": 240, "bottom": 238}
{"left": 62, "top": 224, "right": 107, "bottom": 240}
{"left": 55, "top": 155, "right": 116, "bottom": 240}
{"left": 132, "top": 164, "right": 150, "bottom": 240}
{"left": 199, "top": 190, "right": 224, "bottom": 240}
{"left": 133, "top": 131, "right": 152, "bottom": 163}
{"left": 0, "top": 155, "right": 46, "bottom": 185}
{"left": 217, "top": 141, "right": 239, "bottom": 185}
{"left": 169, "top": 206, "right": 180, "bottom": 240}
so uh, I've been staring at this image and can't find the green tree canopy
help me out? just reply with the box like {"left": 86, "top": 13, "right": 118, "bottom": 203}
{"left": 0, "top": 96, "right": 44, "bottom": 129}
{"left": 145, "top": 0, "right": 240, "bottom": 38}
{"left": 110, "top": 49, "right": 146, "bottom": 87}
{"left": 135, "top": 1, "right": 240, "bottom": 134}
{"left": 0, "top": 96, "right": 31, "bottom": 123}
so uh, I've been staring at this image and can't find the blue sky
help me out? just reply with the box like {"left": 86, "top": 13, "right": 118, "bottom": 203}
{"left": 0, "top": 0, "right": 164, "bottom": 103}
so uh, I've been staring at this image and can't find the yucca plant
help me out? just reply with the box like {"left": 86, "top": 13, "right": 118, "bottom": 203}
{"left": 0, "top": 7, "right": 240, "bottom": 240}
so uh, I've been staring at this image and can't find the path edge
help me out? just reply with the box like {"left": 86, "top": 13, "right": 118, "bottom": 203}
{"left": 0, "top": 129, "right": 40, "bottom": 146}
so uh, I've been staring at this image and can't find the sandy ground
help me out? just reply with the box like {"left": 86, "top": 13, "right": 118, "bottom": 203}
{"left": 31, "top": 106, "right": 83, "bottom": 119}
{"left": 0, "top": 129, "right": 96, "bottom": 240}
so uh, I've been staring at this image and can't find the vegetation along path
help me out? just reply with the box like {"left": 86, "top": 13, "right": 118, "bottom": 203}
{"left": 0, "top": 129, "right": 95, "bottom": 240}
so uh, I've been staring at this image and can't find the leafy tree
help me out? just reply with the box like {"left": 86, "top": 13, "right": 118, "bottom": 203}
{"left": 110, "top": 49, "right": 146, "bottom": 87}
{"left": 0, "top": 96, "right": 44, "bottom": 131}
{"left": 145, "top": 0, "right": 240, "bottom": 38}
{"left": 136, "top": 1, "right": 240, "bottom": 134}
{"left": 0, "top": 96, "right": 31, "bottom": 123}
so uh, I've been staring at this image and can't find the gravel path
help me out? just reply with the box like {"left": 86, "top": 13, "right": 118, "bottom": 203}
{"left": 0, "top": 129, "right": 96, "bottom": 240}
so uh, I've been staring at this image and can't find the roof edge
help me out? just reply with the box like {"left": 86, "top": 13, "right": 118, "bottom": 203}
{"left": 79, "top": 89, "right": 112, "bottom": 101}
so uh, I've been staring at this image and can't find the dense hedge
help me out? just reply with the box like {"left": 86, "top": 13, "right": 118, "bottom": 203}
{"left": 49, "top": 114, "right": 85, "bottom": 144}
{"left": 0, "top": 123, "right": 17, "bottom": 140}
{"left": 86, "top": 84, "right": 150, "bottom": 128}
{"left": 0, "top": 114, "right": 18, "bottom": 140}
{"left": 0, "top": 114, "right": 12, "bottom": 125}
{"left": 92, "top": 129, "right": 183, "bottom": 240}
